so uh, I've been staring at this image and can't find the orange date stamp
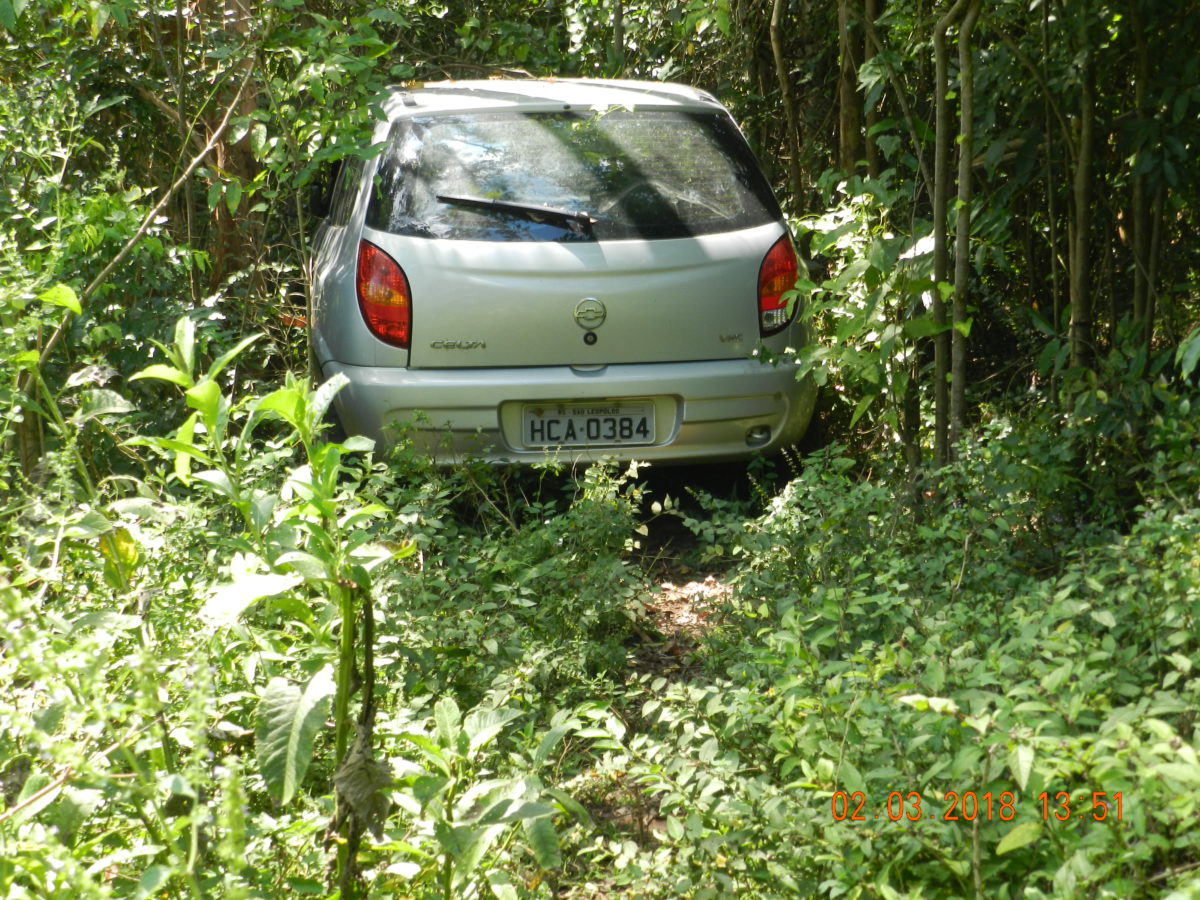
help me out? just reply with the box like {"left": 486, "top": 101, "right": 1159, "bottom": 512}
{"left": 831, "top": 790, "right": 1124, "bottom": 823}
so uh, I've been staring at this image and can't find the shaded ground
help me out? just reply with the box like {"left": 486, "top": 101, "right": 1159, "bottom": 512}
{"left": 623, "top": 461, "right": 765, "bottom": 676}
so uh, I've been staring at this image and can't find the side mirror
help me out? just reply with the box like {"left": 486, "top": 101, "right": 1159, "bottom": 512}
{"left": 306, "top": 160, "right": 343, "bottom": 219}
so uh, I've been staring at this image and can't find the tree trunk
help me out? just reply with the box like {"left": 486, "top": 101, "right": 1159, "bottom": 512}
{"left": 863, "top": 0, "right": 880, "bottom": 176}
{"left": 1069, "top": 39, "right": 1094, "bottom": 370}
{"left": 837, "top": 0, "right": 862, "bottom": 171}
{"left": 932, "top": 0, "right": 967, "bottom": 466}
{"left": 770, "top": 0, "right": 804, "bottom": 208}
{"left": 949, "top": 0, "right": 982, "bottom": 450}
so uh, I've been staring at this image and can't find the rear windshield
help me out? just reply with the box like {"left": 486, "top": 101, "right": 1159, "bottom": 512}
{"left": 365, "top": 109, "right": 780, "bottom": 242}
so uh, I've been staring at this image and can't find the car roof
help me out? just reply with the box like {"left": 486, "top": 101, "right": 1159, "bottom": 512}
{"left": 380, "top": 78, "right": 724, "bottom": 119}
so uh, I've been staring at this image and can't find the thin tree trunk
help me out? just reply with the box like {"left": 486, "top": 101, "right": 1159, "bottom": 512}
{"left": 613, "top": 0, "right": 625, "bottom": 73}
{"left": 837, "top": 0, "right": 862, "bottom": 171}
{"left": 770, "top": 0, "right": 804, "bottom": 207}
{"left": 1069, "top": 39, "right": 1095, "bottom": 370}
{"left": 932, "top": 0, "right": 967, "bottom": 466}
{"left": 863, "top": 0, "right": 880, "bottom": 176}
{"left": 949, "top": 0, "right": 981, "bottom": 450}
{"left": 1130, "top": 3, "right": 1152, "bottom": 348}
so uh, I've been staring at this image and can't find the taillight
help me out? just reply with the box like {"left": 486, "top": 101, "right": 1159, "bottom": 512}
{"left": 758, "top": 234, "right": 798, "bottom": 336}
{"left": 356, "top": 240, "right": 411, "bottom": 348}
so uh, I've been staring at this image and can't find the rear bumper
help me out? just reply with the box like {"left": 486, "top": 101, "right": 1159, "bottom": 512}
{"left": 322, "top": 358, "right": 816, "bottom": 464}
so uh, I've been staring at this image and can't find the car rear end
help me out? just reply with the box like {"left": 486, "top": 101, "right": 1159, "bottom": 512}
{"left": 311, "top": 79, "right": 816, "bottom": 463}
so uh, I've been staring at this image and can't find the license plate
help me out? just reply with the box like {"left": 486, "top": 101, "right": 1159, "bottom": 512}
{"left": 522, "top": 402, "right": 654, "bottom": 448}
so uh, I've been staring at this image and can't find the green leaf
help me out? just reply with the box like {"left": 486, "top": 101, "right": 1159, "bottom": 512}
{"left": 185, "top": 380, "right": 222, "bottom": 433}
{"left": 0, "top": 0, "right": 18, "bottom": 32}
{"left": 902, "top": 316, "right": 949, "bottom": 339}
{"left": 996, "top": 820, "right": 1041, "bottom": 855}
{"left": 1089, "top": 609, "right": 1116, "bottom": 629}
{"left": 434, "top": 697, "right": 462, "bottom": 749}
{"left": 133, "top": 864, "right": 173, "bottom": 900}
{"left": 250, "top": 122, "right": 269, "bottom": 158}
{"left": 849, "top": 393, "right": 877, "bottom": 428}
{"left": 193, "top": 469, "right": 235, "bottom": 499}
{"left": 464, "top": 707, "right": 522, "bottom": 756}
{"left": 952, "top": 317, "right": 973, "bottom": 338}
{"left": 1177, "top": 328, "right": 1200, "bottom": 377}
{"left": 522, "top": 815, "right": 562, "bottom": 870}
{"left": 202, "top": 572, "right": 302, "bottom": 629}
{"left": 131, "top": 363, "right": 193, "bottom": 389}
{"left": 255, "top": 667, "right": 335, "bottom": 806}
{"left": 64, "top": 509, "right": 112, "bottom": 540}
{"left": 309, "top": 372, "right": 349, "bottom": 431}
{"left": 1008, "top": 744, "right": 1034, "bottom": 791}
{"left": 76, "top": 389, "right": 134, "bottom": 422}
{"left": 174, "top": 317, "right": 196, "bottom": 380}
{"left": 37, "top": 283, "right": 80, "bottom": 315}
{"left": 258, "top": 386, "right": 306, "bottom": 430}
{"left": 225, "top": 178, "right": 243, "bottom": 216}
{"left": 533, "top": 725, "right": 572, "bottom": 765}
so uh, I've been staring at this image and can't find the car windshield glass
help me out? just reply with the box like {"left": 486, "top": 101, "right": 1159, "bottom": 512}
{"left": 365, "top": 109, "right": 780, "bottom": 241}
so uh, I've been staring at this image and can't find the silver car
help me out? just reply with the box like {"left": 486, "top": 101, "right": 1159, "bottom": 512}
{"left": 310, "top": 78, "right": 815, "bottom": 463}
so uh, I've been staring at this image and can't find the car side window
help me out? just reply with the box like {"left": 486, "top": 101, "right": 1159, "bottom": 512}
{"left": 329, "top": 156, "right": 364, "bottom": 227}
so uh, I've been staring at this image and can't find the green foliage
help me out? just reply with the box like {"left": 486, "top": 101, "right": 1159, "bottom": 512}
{"left": 3, "top": 1, "right": 1200, "bottom": 897}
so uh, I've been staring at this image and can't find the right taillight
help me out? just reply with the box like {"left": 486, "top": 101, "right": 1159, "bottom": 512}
{"left": 356, "top": 240, "right": 411, "bottom": 348}
{"left": 758, "top": 234, "right": 798, "bottom": 336}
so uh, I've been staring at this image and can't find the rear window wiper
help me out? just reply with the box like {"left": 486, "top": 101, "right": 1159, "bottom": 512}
{"left": 436, "top": 194, "right": 596, "bottom": 238}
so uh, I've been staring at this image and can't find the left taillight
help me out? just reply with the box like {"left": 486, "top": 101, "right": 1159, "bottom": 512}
{"left": 758, "top": 234, "right": 799, "bottom": 336}
{"left": 357, "top": 240, "right": 411, "bottom": 348}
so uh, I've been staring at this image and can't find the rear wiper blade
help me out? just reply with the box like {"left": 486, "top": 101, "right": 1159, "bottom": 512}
{"left": 436, "top": 194, "right": 596, "bottom": 237}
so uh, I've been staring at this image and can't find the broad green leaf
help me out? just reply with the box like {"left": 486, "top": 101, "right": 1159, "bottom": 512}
{"left": 202, "top": 572, "right": 302, "bottom": 629}
{"left": 207, "top": 181, "right": 223, "bottom": 212}
{"left": 399, "top": 733, "right": 453, "bottom": 776}
{"left": 1149, "top": 762, "right": 1200, "bottom": 785}
{"left": 186, "top": 379, "right": 222, "bottom": 429}
{"left": 533, "top": 725, "right": 572, "bottom": 765}
{"left": 996, "top": 820, "right": 1041, "bottom": 855}
{"left": 37, "top": 283, "right": 80, "bottom": 315}
{"left": 1177, "top": 328, "right": 1200, "bottom": 377}
{"left": 133, "top": 864, "right": 172, "bottom": 900}
{"left": 64, "top": 509, "right": 112, "bottom": 540}
{"left": 131, "top": 363, "right": 192, "bottom": 389}
{"left": 99, "top": 527, "right": 140, "bottom": 571}
{"left": 454, "top": 822, "right": 507, "bottom": 886}
{"left": 76, "top": 389, "right": 134, "bottom": 422}
{"left": 464, "top": 707, "right": 522, "bottom": 755}
{"left": 953, "top": 317, "right": 973, "bottom": 338}
{"left": 522, "top": 815, "right": 562, "bottom": 870}
{"left": 1008, "top": 744, "right": 1034, "bottom": 791}
{"left": 255, "top": 667, "right": 335, "bottom": 806}
{"left": 258, "top": 386, "right": 306, "bottom": 430}
{"left": 309, "top": 372, "right": 349, "bottom": 430}
{"left": 849, "top": 392, "right": 877, "bottom": 427}
{"left": 276, "top": 550, "right": 331, "bottom": 581}
{"left": 12, "top": 773, "right": 63, "bottom": 823}
{"left": 1089, "top": 609, "right": 1116, "bottom": 629}
{"left": 225, "top": 179, "right": 243, "bottom": 216}
{"left": 250, "top": 122, "right": 269, "bottom": 158}
{"left": 434, "top": 697, "right": 461, "bottom": 749}
{"left": 174, "top": 317, "right": 196, "bottom": 379}
{"left": 193, "top": 469, "right": 235, "bottom": 499}
{"left": 486, "top": 872, "right": 520, "bottom": 900}
{"left": 0, "top": 0, "right": 19, "bottom": 31}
